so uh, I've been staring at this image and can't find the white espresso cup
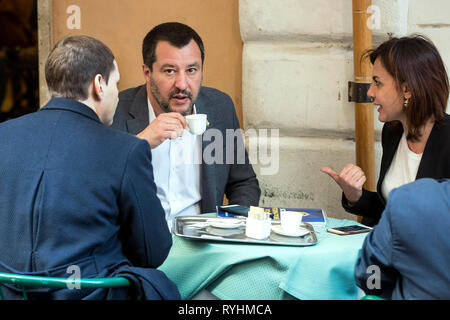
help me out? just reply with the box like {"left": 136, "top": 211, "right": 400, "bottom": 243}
{"left": 186, "top": 114, "right": 207, "bottom": 135}
{"left": 280, "top": 211, "right": 303, "bottom": 233}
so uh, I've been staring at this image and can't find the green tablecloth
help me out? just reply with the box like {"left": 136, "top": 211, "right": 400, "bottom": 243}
{"left": 158, "top": 217, "right": 368, "bottom": 300}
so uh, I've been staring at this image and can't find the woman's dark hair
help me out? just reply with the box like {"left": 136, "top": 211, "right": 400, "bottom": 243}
{"left": 142, "top": 22, "right": 205, "bottom": 71}
{"left": 365, "top": 35, "right": 449, "bottom": 141}
{"left": 45, "top": 35, "right": 115, "bottom": 100}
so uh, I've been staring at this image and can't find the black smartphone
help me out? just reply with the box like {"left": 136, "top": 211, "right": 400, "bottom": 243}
{"left": 327, "top": 225, "right": 372, "bottom": 235}
{"left": 218, "top": 205, "right": 250, "bottom": 217}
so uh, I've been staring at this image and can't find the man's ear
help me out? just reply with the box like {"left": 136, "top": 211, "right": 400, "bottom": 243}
{"left": 142, "top": 64, "right": 151, "bottom": 81}
{"left": 402, "top": 83, "right": 412, "bottom": 99}
{"left": 92, "top": 74, "right": 104, "bottom": 101}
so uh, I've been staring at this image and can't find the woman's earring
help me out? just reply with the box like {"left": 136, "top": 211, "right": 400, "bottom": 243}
{"left": 403, "top": 98, "right": 409, "bottom": 108}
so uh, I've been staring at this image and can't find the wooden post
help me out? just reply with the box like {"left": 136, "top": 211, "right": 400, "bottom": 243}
{"left": 352, "top": 0, "right": 375, "bottom": 221}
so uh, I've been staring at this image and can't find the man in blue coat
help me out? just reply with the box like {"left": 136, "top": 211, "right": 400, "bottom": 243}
{"left": 355, "top": 178, "right": 450, "bottom": 299}
{"left": 0, "top": 35, "right": 179, "bottom": 299}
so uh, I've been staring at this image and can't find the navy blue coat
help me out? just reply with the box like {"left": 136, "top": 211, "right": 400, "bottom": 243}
{"left": 355, "top": 178, "right": 450, "bottom": 299}
{"left": 0, "top": 98, "right": 179, "bottom": 299}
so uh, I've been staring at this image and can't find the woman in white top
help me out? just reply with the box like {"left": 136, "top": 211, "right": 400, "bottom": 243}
{"left": 321, "top": 35, "right": 450, "bottom": 226}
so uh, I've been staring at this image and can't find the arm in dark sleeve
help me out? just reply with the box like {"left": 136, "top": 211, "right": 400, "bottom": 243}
{"left": 341, "top": 188, "right": 385, "bottom": 223}
{"left": 224, "top": 99, "right": 261, "bottom": 206}
{"left": 342, "top": 123, "right": 396, "bottom": 224}
{"left": 118, "top": 139, "right": 172, "bottom": 268}
{"left": 354, "top": 195, "right": 399, "bottom": 299}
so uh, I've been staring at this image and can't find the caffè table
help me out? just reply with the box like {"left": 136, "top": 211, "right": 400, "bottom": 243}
{"left": 158, "top": 217, "right": 368, "bottom": 300}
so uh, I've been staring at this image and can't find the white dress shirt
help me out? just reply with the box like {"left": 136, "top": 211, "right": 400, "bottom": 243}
{"left": 147, "top": 99, "right": 202, "bottom": 229}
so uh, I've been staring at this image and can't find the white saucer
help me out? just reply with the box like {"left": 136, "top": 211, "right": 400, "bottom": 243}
{"left": 207, "top": 219, "right": 244, "bottom": 229}
{"left": 271, "top": 225, "right": 309, "bottom": 237}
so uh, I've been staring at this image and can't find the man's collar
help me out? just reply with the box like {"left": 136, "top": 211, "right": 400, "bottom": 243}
{"left": 41, "top": 97, "right": 101, "bottom": 123}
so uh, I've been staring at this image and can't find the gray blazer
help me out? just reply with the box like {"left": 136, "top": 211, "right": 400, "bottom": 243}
{"left": 111, "top": 85, "right": 261, "bottom": 213}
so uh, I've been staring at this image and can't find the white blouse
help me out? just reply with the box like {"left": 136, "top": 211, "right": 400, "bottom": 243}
{"left": 381, "top": 132, "right": 423, "bottom": 200}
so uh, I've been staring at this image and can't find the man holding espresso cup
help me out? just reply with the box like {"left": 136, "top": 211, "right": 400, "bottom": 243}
{"left": 111, "top": 22, "right": 261, "bottom": 227}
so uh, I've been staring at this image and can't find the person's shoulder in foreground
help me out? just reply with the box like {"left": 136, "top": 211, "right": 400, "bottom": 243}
{"left": 355, "top": 178, "right": 450, "bottom": 300}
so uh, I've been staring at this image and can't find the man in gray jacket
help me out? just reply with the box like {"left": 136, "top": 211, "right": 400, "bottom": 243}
{"left": 111, "top": 22, "right": 260, "bottom": 226}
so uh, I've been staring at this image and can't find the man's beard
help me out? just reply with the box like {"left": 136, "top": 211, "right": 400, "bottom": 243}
{"left": 150, "top": 77, "right": 195, "bottom": 116}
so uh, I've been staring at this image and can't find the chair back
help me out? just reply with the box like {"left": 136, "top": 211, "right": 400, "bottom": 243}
{"left": 0, "top": 272, "right": 130, "bottom": 300}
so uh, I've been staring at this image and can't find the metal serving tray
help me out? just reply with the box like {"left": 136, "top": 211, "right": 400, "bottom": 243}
{"left": 173, "top": 216, "right": 318, "bottom": 246}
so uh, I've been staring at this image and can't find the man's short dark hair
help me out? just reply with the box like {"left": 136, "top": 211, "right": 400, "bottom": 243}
{"left": 45, "top": 35, "right": 115, "bottom": 100}
{"left": 142, "top": 22, "right": 205, "bottom": 71}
